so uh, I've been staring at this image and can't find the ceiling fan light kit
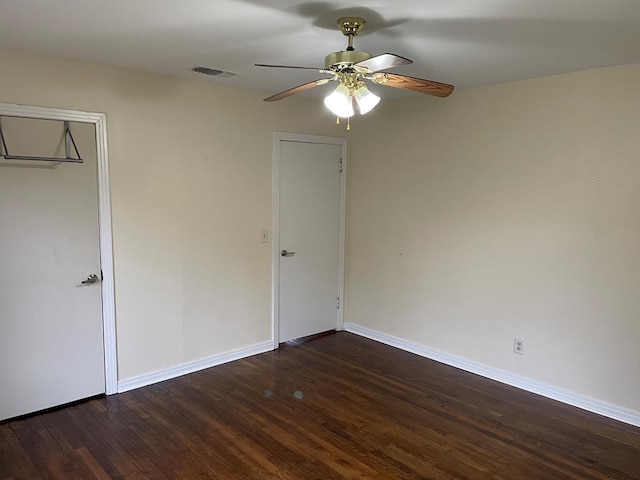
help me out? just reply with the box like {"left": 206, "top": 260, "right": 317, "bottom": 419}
{"left": 324, "top": 83, "right": 355, "bottom": 118}
{"left": 324, "top": 76, "right": 381, "bottom": 118}
{"left": 257, "top": 16, "right": 454, "bottom": 129}
{"left": 353, "top": 83, "right": 380, "bottom": 114}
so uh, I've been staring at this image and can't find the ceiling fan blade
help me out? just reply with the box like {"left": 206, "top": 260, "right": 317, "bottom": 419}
{"left": 255, "top": 63, "right": 323, "bottom": 71}
{"left": 371, "top": 73, "right": 454, "bottom": 98}
{"left": 264, "top": 78, "right": 335, "bottom": 102}
{"left": 354, "top": 53, "right": 412, "bottom": 73}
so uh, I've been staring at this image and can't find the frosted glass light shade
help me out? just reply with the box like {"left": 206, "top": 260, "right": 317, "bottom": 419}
{"left": 324, "top": 83, "right": 354, "bottom": 118}
{"left": 354, "top": 84, "right": 380, "bottom": 114}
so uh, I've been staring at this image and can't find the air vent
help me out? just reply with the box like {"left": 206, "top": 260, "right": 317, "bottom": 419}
{"left": 191, "top": 66, "right": 238, "bottom": 78}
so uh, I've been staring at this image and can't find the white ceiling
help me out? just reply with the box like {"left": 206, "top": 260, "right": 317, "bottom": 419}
{"left": 2, "top": 0, "right": 640, "bottom": 100}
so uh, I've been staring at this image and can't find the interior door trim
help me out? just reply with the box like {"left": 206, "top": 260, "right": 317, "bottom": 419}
{"left": 271, "top": 132, "right": 348, "bottom": 349}
{"left": 0, "top": 102, "right": 118, "bottom": 395}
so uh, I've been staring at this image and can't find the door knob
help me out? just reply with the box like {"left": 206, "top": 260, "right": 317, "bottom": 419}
{"left": 281, "top": 249, "right": 295, "bottom": 257}
{"left": 81, "top": 273, "right": 99, "bottom": 284}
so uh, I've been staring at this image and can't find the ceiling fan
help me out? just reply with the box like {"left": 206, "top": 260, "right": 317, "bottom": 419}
{"left": 256, "top": 17, "right": 454, "bottom": 120}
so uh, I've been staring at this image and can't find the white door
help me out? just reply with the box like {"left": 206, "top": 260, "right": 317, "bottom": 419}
{"left": 277, "top": 137, "right": 345, "bottom": 343}
{"left": 0, "top": 116, "right": 105, "bottom": 421}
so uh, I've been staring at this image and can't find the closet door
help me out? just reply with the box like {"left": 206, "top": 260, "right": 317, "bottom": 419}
{"left": 276, "top": 136, "right": 345, "bottom": 343}
{"left": 0, "top": 117, "right": 105, "bottom": 421}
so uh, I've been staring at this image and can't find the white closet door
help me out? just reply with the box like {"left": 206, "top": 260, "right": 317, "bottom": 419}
{"left": 0, "top": 117, "right": 105, "bottom": 421}
{"left": 278, "top": 139, "right": 342, "bottom": 342}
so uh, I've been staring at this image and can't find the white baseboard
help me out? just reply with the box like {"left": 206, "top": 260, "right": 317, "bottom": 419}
{"left": 117, "top": 340, "right": 273, "bottom": 393}
{"left": 344, "top": 322, "right": 640, "bottom": 428}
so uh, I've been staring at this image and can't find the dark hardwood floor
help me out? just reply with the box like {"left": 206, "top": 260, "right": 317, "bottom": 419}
{"left": 2, "top": 332, "right": 639, "bottom": 479}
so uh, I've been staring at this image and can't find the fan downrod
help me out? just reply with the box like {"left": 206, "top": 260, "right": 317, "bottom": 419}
{"left": 338, "top": 17, "right": 365, "bottom": 51}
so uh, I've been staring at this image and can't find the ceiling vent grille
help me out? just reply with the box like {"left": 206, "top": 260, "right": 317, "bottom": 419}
{"left": 191, "top": 66, "right": 238, "bottom": 78}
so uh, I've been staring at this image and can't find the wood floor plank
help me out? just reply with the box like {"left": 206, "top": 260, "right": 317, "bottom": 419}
{"left": 0, "top": 422, "right": 41, "bottom": 480}
{"left": 2, "top": 332, "right": 639, "bottom": 479}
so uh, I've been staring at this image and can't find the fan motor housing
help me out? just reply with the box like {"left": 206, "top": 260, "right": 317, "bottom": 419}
{"left": 325, "top": 50, "right": 371, "bottom": 69}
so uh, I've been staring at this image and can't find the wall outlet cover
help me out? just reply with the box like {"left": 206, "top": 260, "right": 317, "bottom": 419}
{"left": 514, "top": 338, "right": 524, "bottom": 355}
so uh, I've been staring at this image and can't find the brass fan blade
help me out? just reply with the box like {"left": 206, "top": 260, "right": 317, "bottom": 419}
{"left": 354, "top": 53, "right": 412, "bottom": 72}
{"left": 264, "top": 78, "right": 334, "bottom": 102}
{"left": 371, "top": 73, "right": 454, "bottom": 98}
{"left": 255, "top": 63, "right": 323, "bottom": 70}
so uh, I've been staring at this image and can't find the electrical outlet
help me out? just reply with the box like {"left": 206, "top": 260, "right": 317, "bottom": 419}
{"left": 260, "top": 229, "right": 269, "bottom": 243}
{"left": 513, "top": 338, "right": 524, "bottom": 355}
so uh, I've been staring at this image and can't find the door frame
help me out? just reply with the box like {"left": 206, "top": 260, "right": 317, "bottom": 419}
{"left": 271, "top": 132, "right": 347, "bottom": 349}
{"left": 0, "top": 102, "right": 118, "bottom": 395}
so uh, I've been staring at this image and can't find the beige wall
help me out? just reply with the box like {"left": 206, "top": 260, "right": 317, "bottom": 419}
{"left": 3, "top": 46, "right": 639, "bottom": 416}
{"left": 0, "top": 48, "right": 342, "bottom": 380}
{"left": 347, "top": 64, "right": 640, "bottom": 413}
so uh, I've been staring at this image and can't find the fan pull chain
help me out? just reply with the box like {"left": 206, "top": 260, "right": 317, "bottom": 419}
{"left": 334, "top": 116, "right": 351, "bottom": 130}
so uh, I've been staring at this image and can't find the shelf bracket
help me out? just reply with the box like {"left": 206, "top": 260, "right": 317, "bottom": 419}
{"left": 0, "top": 117, "right": 83, "bottom": 163}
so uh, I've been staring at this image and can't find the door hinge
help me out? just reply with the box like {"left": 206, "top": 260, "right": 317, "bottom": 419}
{"left": 336, "top": 297, "right": 341, "bottom": 309}
{"left": 338, "top": 158, "right": 343, "bottom": 173}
